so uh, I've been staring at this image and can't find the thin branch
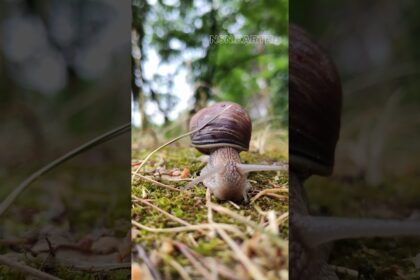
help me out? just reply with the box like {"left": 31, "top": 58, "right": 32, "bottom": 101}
{"left": 250, "top": 188, "right": 288, "bottom": 204}
{"left": 67, "top": 263, "right": 131, "bottom": 271}
{"left": 209, "top": 202, "right": 287, "bottom": 249}
{"left": 136, "top": 245, "right": 163, "bottom": 280}
{"left": 206, "top": 188, "right": 216, "bottom": 238}
{"left": 163, "top": 255, "right": 193, "bottom": 280}
{"left": 206, "top": 202, "right": 267, "bottom": 280}
{"left": 132, "top": 220, "right": 244, "bottom": 236}
{"left": 133, "top": 196, "right": 195, "bottom": 228}
{"left": 217, "top": 228, "right": 267, "bottom": 280}
{"left": 173, "top": 241, "right": 213, "bottom": 280}
{"left": 133, "top": 174, "right": 183, "bottom": 192}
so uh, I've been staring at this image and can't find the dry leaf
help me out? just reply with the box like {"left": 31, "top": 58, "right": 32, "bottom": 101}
{"left": 132, "top": 263, "right": 142, "bottom": 280}
{"left": 180, "top": 168, "right": 190, "bottom": 179}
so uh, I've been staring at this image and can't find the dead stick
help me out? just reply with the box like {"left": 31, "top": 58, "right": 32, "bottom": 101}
{"left": 136, "top": 245, "right": 163, "bottom": 280}
{"left": 173, "top": 241, "right": 213, "bottom": 280}
{"left": 133, "top": 174, "right": 182, "bottom": 192}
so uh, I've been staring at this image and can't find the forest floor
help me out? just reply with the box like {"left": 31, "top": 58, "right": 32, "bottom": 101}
{"left": 306, "top": 176, "right": 420, "bottom": 280}
{"left": 132, "top": 146, "right": 289, "bottom": 280}
{"left": 0, "top": 164, "right": 131, "bottom": 279}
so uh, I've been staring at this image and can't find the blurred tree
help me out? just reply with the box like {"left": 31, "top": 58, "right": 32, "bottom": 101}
{"left": 133, "top": 0, "right": 288, "bottom": 128}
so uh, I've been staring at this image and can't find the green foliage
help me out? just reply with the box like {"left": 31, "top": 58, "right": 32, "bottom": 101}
{"left": 134, "top": 0, "right": 288, "bottom": 126}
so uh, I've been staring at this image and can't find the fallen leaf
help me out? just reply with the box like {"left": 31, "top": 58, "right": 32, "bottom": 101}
{"left": 132, "top": 263, "right": 142, "bottom": 280}
{"left": 180, "top": 168, "right": 190, "bottom": 179}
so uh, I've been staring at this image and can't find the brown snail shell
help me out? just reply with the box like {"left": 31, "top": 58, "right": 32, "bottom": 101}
{"left": 289, "top": 24, "right": 342, "bottom": 177}
{"left": 189, "top": 102, "right": 252, "bottom": 154}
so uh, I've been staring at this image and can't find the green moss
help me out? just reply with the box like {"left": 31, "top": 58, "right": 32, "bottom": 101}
{"left": 306, "top": 175, "right": 420, "bottom": 279}
{"left": 132, "top": 146, "right": 289, "bottom": 278}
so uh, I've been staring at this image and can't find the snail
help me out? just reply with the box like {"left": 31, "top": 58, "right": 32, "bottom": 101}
{"left": 289, "top": 24, "right": 420, "bottom": 279}
{"left": 185, "top": 102, "right": 286, "bottom": 202}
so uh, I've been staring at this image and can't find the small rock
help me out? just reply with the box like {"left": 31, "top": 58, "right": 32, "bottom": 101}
{"left": 91, "top": 236, "right": 120, "bottom": 254}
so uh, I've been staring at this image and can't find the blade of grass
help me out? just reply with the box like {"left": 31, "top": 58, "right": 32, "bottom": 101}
{"left": 132, "top": 220, "right": 244, "bottom": 236}
{"left": 0, "top": 122, "right": 130, "bottom": 217}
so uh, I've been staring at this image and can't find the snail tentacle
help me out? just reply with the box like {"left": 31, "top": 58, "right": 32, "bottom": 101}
{"left": 236, "top": 163, "right": 288, "bottom": 174}
{"left": 296, "top": 214, "right": 420, "bottom": 248}
{"left": 183, "top": 164, "right": 224, "bottom": 190}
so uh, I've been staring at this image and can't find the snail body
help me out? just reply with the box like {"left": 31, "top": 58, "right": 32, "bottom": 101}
{"left": 187, "top": 102, "right": 285, "bottom": 202}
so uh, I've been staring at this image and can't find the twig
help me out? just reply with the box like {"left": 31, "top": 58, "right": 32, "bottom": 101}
{"left": 253, "top": 204, "right": 268, "bottom": 216}
{"left": 264, "top": 193, "right": 287, "bottom": 200}
{"left": 188, "top": 247, "right": 244, "bottom": 280}
{"left": 132, "top": 220, "right": 244, "bottom": 236}
{"left": 209, "top": 203, "right": 267, "bottom": 232}
{"left": 136, "top": 245, "right": 163, "bottom": 280}
{"left": 206, "top": 202, "right": 267, "bottom": 280}
{"left": 0, "top": 255, "right": 63, "bottom": 280}
{"left": 267, "top": 211, "right": 279, "bottom": 235}
{"left": 163, "top": 255, "right": 193, "bottom": 280}
{"left": 218, "top": 228, "right": 267, "bottom": 280}
{"left": 206, "top": 189, "right": 216, "bottom": 238}
{"left": 133, "top": 104, "right": 232, "bottom": 174}
{"left": 133, "top": 196, "right": 199, "bottom": 231}
{"left": 187, "top": 233, "right": 199, "bottom": 247}
{"left": 228, "top": 201, "right": 241, "bottom": 210}
{"left": 0, "top": 122, "right": 130, "bottom": 217}
{"left": 250, "top": 188, "right": 288, "bottom": 204}
{"left": 159, "top": 176, "right": 193, "bottom": 182}
{"left": 173, "top": 241, "right": 213, "bottom": 280}
{"left": 67, "top": 263, "right": 131, "bottom": 271}
{"left": 330, "top": 265, "right": 359, "bottom": 278}
{"left": 276, "top": 212, "right": 289, "bottom": 225}
{"left": 133, "top": 174, "right": 183, "bottom": 192}
{"left": 209, "top": 202, "right": 287, "bottom": 248}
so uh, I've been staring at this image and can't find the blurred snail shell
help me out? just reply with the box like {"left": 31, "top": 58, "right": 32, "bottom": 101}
{"left": 289, "top": 24, "right": 342, "bottom": 177}
{"left": 189, "top": 102, "right": 252, "bottom": 154}
{"left": 289, "top": 24, "right": 420, "bottom": 280}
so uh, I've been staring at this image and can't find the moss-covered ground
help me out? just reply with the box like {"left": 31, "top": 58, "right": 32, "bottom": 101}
{"left": 0, "top": 163, "right": 131, "bottom": 279}
{"left": 306, "top": 176, "right": 420, "bottom": 279}
{"left": 132, "top": 146, "right": 289, "bottom": 280}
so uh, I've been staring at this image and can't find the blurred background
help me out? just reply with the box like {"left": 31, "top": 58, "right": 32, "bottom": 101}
{"left": 292, "top": 0, "right": 420, "bottom": 186}
{"left": 132, "top": 0, "right": 288, "bottom": 152}
{"left": 291, "top": 0, "right": 420, "bottom": 278}
{"left": 0, "top": 0, "right": 131, "bottom": 277}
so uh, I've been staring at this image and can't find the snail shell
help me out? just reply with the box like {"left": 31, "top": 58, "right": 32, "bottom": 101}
{"left": 189, "top": 102, "right": 252, "bottom": 154}
{"left": 289, "top": 24, "right": 342, "bottom": 177}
